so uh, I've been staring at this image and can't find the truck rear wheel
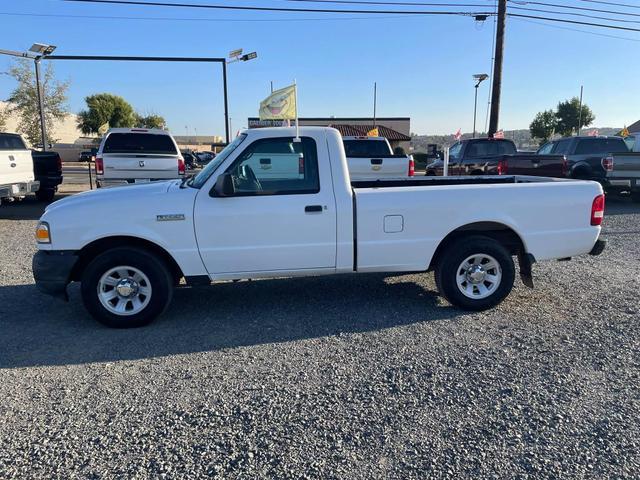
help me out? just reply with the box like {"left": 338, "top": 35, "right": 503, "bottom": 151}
{"left": 435, "top": 235, "right": 515, "bottom": 311}
{"left": 631, "top": 191, "right": 640, "bottom": 203}
{"left": 80, "top": 247, "right": 173, "bottom": 328}
{"left": 36, "top": 189, "right": 55, "bottom": 202}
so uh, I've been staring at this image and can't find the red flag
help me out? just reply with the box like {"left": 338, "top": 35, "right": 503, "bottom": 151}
{"left": 493, "top": 130, "right": 505, "bottom": 139}
{"left": 454, "top": 128, "right": 462, "bottom": 140}
{"left": 587, "top": 129, "right": 599, "bottom": 137}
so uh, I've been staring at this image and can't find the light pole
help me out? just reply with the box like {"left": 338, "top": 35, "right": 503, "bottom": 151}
{"left": 0, "top": 43, "right": 56, "bottom": 150}
{"left": 472, "top": 73, "right": 489, "bottom": 138}
{"left": 225, "top": 48, "right": 257, "bottom": 143}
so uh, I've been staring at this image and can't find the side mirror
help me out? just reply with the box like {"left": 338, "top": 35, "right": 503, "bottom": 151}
{"left": 212, "top": 173, "right": 235, "bottom": 197}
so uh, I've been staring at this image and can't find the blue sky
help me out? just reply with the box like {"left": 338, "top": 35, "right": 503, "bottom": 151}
{"left": 1, "top": 0, "right": 639, "bottom": 136}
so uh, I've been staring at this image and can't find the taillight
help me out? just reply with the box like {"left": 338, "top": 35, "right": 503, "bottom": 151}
{"left": 56, "top": 155, "right": 62, "bottom": 171}
{"left": 408, "top": 157, "right": 415, "bottom": 177}
{"left": 591, "top": 194, "right": 605, "bottom": 226}
{"left": 497, "top": 159, "right": 508, "bottom": 175}
{"left": 178, "top": 157, "right": 185, "bottom": 175}
{"left": 95, "top": 155, "right": 104, "bottom": 175}
{"left": 561, "top": 156, "right": 568, "bottom": 176}
{"left": 601, "top": 156, "right": 614, "bottom": 172}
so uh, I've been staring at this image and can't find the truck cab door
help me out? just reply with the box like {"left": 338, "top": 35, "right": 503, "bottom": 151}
{"left": 193, "top": 135, "right": 337, "bottom": 277}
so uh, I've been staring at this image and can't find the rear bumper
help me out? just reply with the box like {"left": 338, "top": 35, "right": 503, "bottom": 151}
{"left": 97, "top": 178, "right": 178, "bottom": 188}
{"left": 589, "top": 238, "right": 607, "bottom": 256}
{"left": 0, "top": 180, "right": 40, "bottom": 198}
{"left": 32, "top": 250, "right": 78, "bottom": 300}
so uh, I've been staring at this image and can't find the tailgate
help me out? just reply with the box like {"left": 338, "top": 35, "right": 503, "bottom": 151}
{"left": 347, "top": 156, "right": 409, "bottom": 180}
{"left": 609, "top": 154, "right": 640, "bottom": 179}
{"left": 102, "top": 153, "right": 179, "bottom": 180}
{"left": 506, "top": 154, "right": 565, "bottom": 177}
{"left": 0, "top": 149, "right": 34, "bottom": 186}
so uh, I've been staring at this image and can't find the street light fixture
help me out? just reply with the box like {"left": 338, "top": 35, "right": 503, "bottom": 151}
{"left": 29, "top": 43, "right": 57, "bottom": 55}
{"left": 223, "top": 48, "right": 258, "bottom": 140}
{"left": 472, "top": 73, "right": 489, "bottom": 139}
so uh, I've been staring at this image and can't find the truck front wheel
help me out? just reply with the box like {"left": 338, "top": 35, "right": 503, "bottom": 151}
{"left": 435, "top": 236, "right": 515, "bottom": 311}
{"left": 80, "top": 247, "right": 174, "bottom": 328}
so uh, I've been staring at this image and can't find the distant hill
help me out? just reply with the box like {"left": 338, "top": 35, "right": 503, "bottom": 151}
{"left": 411, "top": 127, "right": 623, "bottom": 152}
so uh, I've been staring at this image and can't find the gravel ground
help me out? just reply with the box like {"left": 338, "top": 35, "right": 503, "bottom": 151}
{"left": 0, "top": 194, "right": 638, "bottom": 479}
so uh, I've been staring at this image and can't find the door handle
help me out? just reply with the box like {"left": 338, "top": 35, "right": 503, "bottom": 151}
{"left": 305, "top": 205, "right": 323, "bottom": 213}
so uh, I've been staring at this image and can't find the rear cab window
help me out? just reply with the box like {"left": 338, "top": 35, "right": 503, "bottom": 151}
{"left": 343, "top": 139, "right": 392, "bottom": 157}
{"left": 574, "top": 138, "right": 629, "bottom": 155}
{"left": 0, "top": 134, "right": 27, "bottom": 151}
{"left": 103, "top": 133, "right": 178, "bottom": 155}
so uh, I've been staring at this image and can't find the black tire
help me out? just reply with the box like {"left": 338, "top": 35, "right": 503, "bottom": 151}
{"left": 81, "top": 247, "right": 174, "bottom": 328}
{"left": 435, "top": 235, "right": 515, "bottom": 311}
{"left": 36, "top": 189, "right": 56, "bottom": 202}
{"left": 631, "top": 191, "right": 640, "bottom": 203}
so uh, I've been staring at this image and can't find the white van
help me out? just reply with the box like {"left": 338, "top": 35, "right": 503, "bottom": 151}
{"left": 95, "top": 128, "right": 185, "bottom": 188}
{"left": 0, "top": 133, "right": 39, "bottom": 204}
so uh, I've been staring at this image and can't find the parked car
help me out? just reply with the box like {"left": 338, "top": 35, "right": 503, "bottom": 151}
{"left": 33, "top": 127, "right": 606, "bottom": 328}
{"left": 0, "top": 133, "right": 39, "bottom": 204}
{"left": 426, "top": 138, "right": 566, "bottom": 177}
{"left": 603, "top": 151, "right": 640, "bottom": 202}
{"left": 32, "top": 150, "right": 63, "bottom": 202}
{"left": 622, "top": 133, "right": 640, "bottom": 152}
{"left": 95, "top": 128, "right": 185, "bottom": 188}
{"left": 78, "top": 148, "right": 98, "bottom": 163}
{"left": 181, "top": 151, "right": 199, "bottom": 169}
{"left": 536, "top": 136, "right": 630, "bottom": 183}
{"left": 195, "top": 151, "right": 216, "bottom": 166}
{"left": 342, "top": 136, "right": 414, "bottom": 179}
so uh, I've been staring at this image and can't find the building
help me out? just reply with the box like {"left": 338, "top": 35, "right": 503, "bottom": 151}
{"left": 628, "top": 120, "right": 640, "bottom": 134}
{"left": 248, "top": 117, "right": 411, "bottom": 152}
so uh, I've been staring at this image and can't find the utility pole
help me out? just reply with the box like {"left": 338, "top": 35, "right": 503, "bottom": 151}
{"left": 488, "top": 0, "right": 507, "bottom": 137}
{"left": 34, "top": 58, "right": 48, "bottom": 151}
{"left": 373, "top": 82, "right": 377, "bottom": 127}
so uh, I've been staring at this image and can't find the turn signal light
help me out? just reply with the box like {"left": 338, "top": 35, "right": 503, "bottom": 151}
{"left": 408, "top": 157, "right": 415, "bottom": 177}
{"left": 178, "top": 157, "right": 186, "bottom": 175}
{"left": 591, "top": 194, "right": 605, "bottom": 226}
{"left": 35, "top": 222, "right": 51, "bottom": 243}
{"left": 601, "top": 156, "right": 614, "bottom": 172}
{"left": 95, "top": 155, "right": 104, "bottom": 175}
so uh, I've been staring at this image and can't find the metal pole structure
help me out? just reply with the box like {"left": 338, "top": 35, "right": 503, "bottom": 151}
{"left": 373, "top": 82, "right": 377, "bottom": 127}
{"left": 488, "top": 0, "right": 507, "bottom": 137}
{"left": 577, "top": 85, "right": 584, "bottom": 136}
{"left": 34, "top": 58, "right": 48, "bottom": 151}
{"left": 270, "top": 81, "right": 274, "bottom": 93}
{"left": 443, "top": 146, "right": 450, "bottom": 177}
{"left": 473, "top": 84, "right": 479, "bottom": 139}
{"left": 222, "top": 61, "right": 230, "bottom": 144}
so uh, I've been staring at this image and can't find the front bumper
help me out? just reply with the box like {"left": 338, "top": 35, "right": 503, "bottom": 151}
{"left": 589, "top": 238, "right": 607, "bottom": 256}
{"left": 32, "top": 250, "right": 79, "bottom": 300}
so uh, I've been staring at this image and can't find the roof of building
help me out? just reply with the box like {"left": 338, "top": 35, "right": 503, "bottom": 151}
{"left": 328, "top": 124, "right": 411, "bottom": 142}
{"left": 628, "top": 120, "right": 640, "bottom": 133}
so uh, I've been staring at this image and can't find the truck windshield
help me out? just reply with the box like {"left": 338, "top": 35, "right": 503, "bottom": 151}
{"left": 343, "top": 140, "right": 392, "bottom": 157}
{"left": 190, "top": 134, "right": 247, "bottom": 189}
{"left": 0, "top": 134, "right": 27, "bottom": 150}
{"left": 103, "top": 133, "right": 178, "bottom": 154}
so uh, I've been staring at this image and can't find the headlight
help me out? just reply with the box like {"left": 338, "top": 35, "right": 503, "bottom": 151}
{"left": 35, "top": 221, "right": 51, "bottom": 244}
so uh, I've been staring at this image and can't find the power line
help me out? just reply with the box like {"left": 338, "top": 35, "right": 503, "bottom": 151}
{"left": 508, "top": 4, "right": 640, "bottom": 25}
{"left": 287, "top": 0, "right": 490, "bottom": 5}
{"left": 508, "top": 12, "right": 640, "bottom": 32}
{"left": 509, "top": 1, "right": 640, "bottom": 19}
{"left": 63, "top": 0, "right": 492, "bottom": 15}
{"left": 514, "top": 16, "right": 640, "bottom": 42}
{"left": 578, "top": 0, "right": 640, "bottom": 9}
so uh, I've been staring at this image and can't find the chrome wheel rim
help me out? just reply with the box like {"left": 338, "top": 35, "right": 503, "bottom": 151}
{"left": 455, "top": 254, "right": 502, "bottom": 300}
{"left": 97, "top": 266, "right": 152, "bottom": 316}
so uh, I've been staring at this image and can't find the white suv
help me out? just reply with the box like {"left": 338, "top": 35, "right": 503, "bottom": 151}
{"left": 95, "top": 128, "right": 185, "bottom": 188}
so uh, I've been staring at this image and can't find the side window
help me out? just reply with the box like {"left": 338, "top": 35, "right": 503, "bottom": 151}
{"left": 448, "top": 142, "right": 463, "bottom": 160}
{"left": 225, "top": 137, "right": 320, "bottom": 195}
{"left": 552, "top": 139, "right": 571, "bottom": 155}
{"left": 537, "top": 142, "right": 553, "bottom": 155}
{"left": 497, "top": 141, "right": 517, "bottom": 155}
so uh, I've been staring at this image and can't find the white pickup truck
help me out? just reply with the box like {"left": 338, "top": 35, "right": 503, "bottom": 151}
{"left": 0, "top": 133, "right": 40, "bottom": 205}
{"left": 343, "top": 136, "right": 414, "bottom": 179}
{"left": 33, "top": 127, "right": 606, "bottom": 328}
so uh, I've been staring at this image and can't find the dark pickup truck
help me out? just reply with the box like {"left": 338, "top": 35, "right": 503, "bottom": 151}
{"left": 536, "top": 136, "right": 629, "bottom": 184}
{"left": 31, "top": 150, "right": 63, "bottom": 202}
{"left": 426, "top": 138, "right": 566, "bottom": 177}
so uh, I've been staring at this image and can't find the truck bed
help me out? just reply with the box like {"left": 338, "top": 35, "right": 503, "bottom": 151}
{"left": 351, "top": 175, "right": 565, "bottom": 189}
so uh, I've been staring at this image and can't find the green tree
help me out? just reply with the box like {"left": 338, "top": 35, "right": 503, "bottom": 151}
{"left": 529, "top": 109, "right": 557, "bottom": 144}
{"left": 6, "top": 59, "right": 69, "bottom": 146}
{"left": 555, "top": 97, "right": 595, "bottom": 136}
{"left": 135, "top": 113, "right": 166, "bottom": 129}
{"left": 0, "top": 107, "right": 7, "bottom": 131}
{"left": 77, "top": 93, "right": 137, "bottom": 135}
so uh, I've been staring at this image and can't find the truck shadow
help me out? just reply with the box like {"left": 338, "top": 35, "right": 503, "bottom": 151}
{"left": 0, "top": 274, "right": 458, "bottom": 369}
{"left": 0, "top": 194, "right": 68, "bottom": 221}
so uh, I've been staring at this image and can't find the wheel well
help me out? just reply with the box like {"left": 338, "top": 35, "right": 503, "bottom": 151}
{"left": 470, "top": 169, "right": 484, "bottom": 176}
{"left": 70, "top": 236, "right": 184, "bottom": 282}
{"left": 428, "top": 222, "right": 525, "bottom": 271}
